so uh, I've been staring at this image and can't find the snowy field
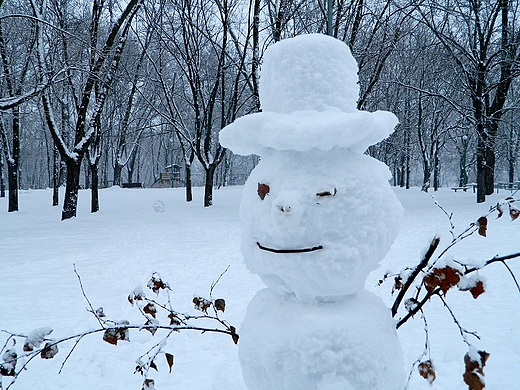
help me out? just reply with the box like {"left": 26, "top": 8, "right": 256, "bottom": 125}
{"left": 1, "top": 185, "right": 519, "bottom": 390}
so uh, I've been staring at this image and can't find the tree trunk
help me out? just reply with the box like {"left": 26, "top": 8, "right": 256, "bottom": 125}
{"left": 204, "top": 165, "right": 216, "bottom": 207}
{"left": 0, "top": 153, "right": 5, "bottom": 198}
{"left": 476, "top": 139, "right": 486, "bottom": 203}
{"left": 113, "top": 162, "right": 123, "bottom": 186}
{"left": 399, "top": 150, "right": 406, "bottom": 188}
{"left": 251, "top": 0, "right": 261, "bottom": 111}
{"left": 459, "top": 137, "right": 468, "bottom": 187}
{"left": 7, "top": 107, "right": 20, "bottom": 212}
{"left": 508, "top": 126, "right": 516, "bottom": 184}
{"left": 433, "top": 146, "right": 440, "bottom": 191}
{"left": 421, "top": 160, "right": 431, "bottom": 192}
{"left": 392, "top": 162, "right": 398, "bottom": 187}
{"left": 6, "top": 160, "right": 18, "bottom": 212}
{"left": 127, "top": 146, "right": 138, "bottom": 183}
{"left": 84, "top": 163, "right": 90, "bottom": 190}
{"left": 53, "top": 145, "right": 60, "bottom": 206}
{"left": 62, "top": 158, "right": 81, "bottom": 220}
{"left": 185, "top": 162, "right": 193, "bottom": 202}
{"left": 91, "top": 162, "right": 99, "bottom": 213}
{"left": 484, "top": 146, "right": 495, "bottom": 196}
{"left": 404, "top": 128, "right": 410, "bottom": 189}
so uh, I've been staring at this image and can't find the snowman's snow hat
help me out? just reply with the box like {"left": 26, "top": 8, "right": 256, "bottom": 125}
{"left": 219, "top": 34, "right": 398, "bottom": 156}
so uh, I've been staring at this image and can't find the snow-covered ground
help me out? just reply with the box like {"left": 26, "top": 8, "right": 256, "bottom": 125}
{"left": 1, "top": 186, "right": 519, "bottom": 389}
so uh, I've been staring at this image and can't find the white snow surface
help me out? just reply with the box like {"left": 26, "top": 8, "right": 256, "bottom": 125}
{"left": 219, "top": 34, "right": 398, "bottom": 155}
{"left": 1, "top": 186, "right": 520, "bottom": 389}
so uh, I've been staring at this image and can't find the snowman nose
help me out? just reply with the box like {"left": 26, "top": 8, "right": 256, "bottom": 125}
{"left": 278, "top": 204, "right": 291, "bottom": 213}
{"left": 273, "top": 192, "right": 300, "bottom": 215}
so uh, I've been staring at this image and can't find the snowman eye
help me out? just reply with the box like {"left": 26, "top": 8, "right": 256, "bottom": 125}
{"left": 316, "top": 188, "right": 337, "bottom": 197}
{"left": 258, "top": 183, "right": 270, "bottom": 200}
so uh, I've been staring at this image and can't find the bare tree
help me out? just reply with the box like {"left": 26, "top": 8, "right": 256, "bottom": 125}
{"left": 0, "top": 12, "right": 36, "bottom": 212}
{"left": 33, "top": 0, "right": 143, "bottom": 219}
{"left": 419, "top": 0, "right": 520, "bottom": 202}
{"left": 142, "top": 0, "right": 254, "bottom": 206}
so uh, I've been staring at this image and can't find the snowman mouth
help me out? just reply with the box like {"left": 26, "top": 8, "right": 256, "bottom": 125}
{"left": 256, "top": 242, "right": 323, "bottom": 254}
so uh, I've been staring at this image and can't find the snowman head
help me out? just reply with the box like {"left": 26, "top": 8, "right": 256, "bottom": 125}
{"left": 239, "top": 148, "right": 402, "bottom": 300}
{"left": 220, "top": 34, "right": 402, "bottom": 300}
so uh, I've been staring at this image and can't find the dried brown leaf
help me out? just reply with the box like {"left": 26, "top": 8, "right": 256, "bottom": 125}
{"left": 142, "top": 378, "right": 155, "bottom": 390}
{"left": 257, "top": 183, "right": 270, "bottom": 200}
{"left": 0, "top": 363, "right": 15, "bottom": 376}
{"left": 230, "top": 326, "right": 239, "bottom": 344}
{"left": 143, "top": 303, "right": 157, "bottom": 318}
{"left": 424, "top": 267, "right": 461, "bottom": 295}
{"left": 168, "top": 312, "right": 181, "bottom": 326}
{"left": 418, "top": 360, "right": 436, "bottom": 385}
{"left": 165, "top": 353, "right": 175, "bottom": 373}
{"left": 103, "top": 326, "right": 130, "bottom": 345}
{"left": 470, "top": 281, "right": 486, "bottom": 299}
{"left": 128, "top": 287, "right": 145, "bottom": 305}
{"left": 40, "top": 343, "right": 58, "bottom": 359}
{"left": 463, "top": 350, "right": 489, "bottom": 390}
{"left": 392, "top": 275, "right": 403, "bottom": 294}
{"left": 214, "top": 298, "right": 226, "bottom": 313}
{"left": 463, "top": 372, "right": 485, "bottom": 390}
{"left": 147, "top": 274, "right": 171, "bottom": 294}
{"left": 423, "top": 273, "right": 439, "bottom": 293}
{"left": 193, "top": 297, "right": 212, "bottom": 313}
{"left": 477, "top": 217, "right": 487, "bottom": 237}
{"left": 144, "top": 319, "right": 158, "bottom": 336}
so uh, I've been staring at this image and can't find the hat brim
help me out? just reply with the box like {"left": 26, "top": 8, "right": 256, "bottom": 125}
{"left": 219, "top": 109, "right": 398, "bottom": 156}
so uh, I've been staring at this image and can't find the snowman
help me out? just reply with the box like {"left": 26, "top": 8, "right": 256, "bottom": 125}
{"left": 220, "top": 34, "right": 405, "bottom": 390}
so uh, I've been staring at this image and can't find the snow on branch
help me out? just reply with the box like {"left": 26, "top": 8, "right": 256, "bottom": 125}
{"left": 0, "top": 267, "right": 237, "bottom": 390}
{"left": 381, "top": 196, "right": 520, "bottom": 389}
{"left": 0, "top": 68, "right": 69, "bottom": 111}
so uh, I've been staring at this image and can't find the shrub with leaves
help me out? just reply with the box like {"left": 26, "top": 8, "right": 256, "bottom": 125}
{"left": 381, "top": 196, "right": 520, "bottom": 389}
{"left": 0, "top": 269, "right": 237, "bottom": 390}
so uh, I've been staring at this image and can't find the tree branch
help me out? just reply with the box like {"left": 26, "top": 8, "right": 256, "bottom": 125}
{"left": 392, "top": 236, "right": 440, "bottom": 317}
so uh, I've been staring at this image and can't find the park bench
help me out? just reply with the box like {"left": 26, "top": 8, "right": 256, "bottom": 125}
{"left": 122, "top": 182, "right": 143, "bottom": 188}
{"left": 451, "top": 186, "right": 469, "bottom": 192}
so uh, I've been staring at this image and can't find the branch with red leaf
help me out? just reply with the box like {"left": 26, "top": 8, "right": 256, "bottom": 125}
{"left": 382, "top": 196, "right": 520, "bottom": 389}
{"left": 0, "top": 268, "right": 237, "bottom": 390}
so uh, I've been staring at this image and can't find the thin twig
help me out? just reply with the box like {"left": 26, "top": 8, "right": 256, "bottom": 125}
{"left": 403, "top": 310, "right": 430, "bottom": 389}
{"left": 73, "top": 264, "right": 105, "bottom": 329}
{"left": 465, "top": 252, "right": 520, "bottom": 274}
{"left": 0, "top": 333, "right": 15, "bottom": 356}
{"left": 439, "top": 295, "right": 480, "bottom": 345}
{"left": 209, "top": 265, "right": 230, "bottom": 299}
{"left": 500, "top": 260, "right": 520, "bottom": 294}
{"left": 432, "top": 196, "right": 456, "bottom": 241}
{"left": 58, "top": 334, "right": 84, "bottom": 374}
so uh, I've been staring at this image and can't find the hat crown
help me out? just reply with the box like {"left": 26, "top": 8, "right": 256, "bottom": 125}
{"left": 259, "top": 34, "right": 359, "bottom": 114}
